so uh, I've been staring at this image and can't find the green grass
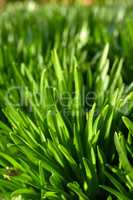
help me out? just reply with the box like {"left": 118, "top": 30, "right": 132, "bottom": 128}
{"left": 0, "top": 2, "right": 133, "bottom": 200}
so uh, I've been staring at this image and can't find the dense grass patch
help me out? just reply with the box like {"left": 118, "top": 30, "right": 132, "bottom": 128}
{"left": 0, "top": 3, "right": 133, "bottom": 200}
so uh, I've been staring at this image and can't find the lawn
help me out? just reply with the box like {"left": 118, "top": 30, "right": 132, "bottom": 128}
{"left": 0, "top": 1, "right": 133, "bottom": 200}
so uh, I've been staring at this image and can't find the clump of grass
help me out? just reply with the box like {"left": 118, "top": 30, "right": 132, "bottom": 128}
{"left": 0, "top": 2, "right": 133, "bottom": 200}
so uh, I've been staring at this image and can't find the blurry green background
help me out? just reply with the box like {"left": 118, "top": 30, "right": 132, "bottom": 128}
{"left": 0, "top": 0, "right": 133, "bottom": 10}
{"left": 1, "top": 0, "right": 133, "bottom": 6}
